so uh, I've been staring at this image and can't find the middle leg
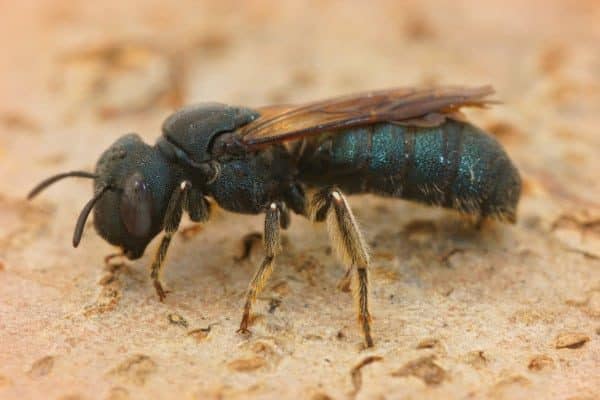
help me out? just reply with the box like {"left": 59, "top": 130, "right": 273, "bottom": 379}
{"left": 238, "top": 202, "right": 283, "bottom": 334}
{"left": 234, "top": 204, "right": 291, "bottom": 262}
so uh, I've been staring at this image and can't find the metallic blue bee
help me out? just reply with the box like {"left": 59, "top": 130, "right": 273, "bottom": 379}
{"left": 29, "top": 86, "right": 521, "bottom": 347}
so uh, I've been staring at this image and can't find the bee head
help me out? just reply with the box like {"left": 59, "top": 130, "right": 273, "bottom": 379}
{"left": 28, "top": 134, "right": 180, "bottom": 259}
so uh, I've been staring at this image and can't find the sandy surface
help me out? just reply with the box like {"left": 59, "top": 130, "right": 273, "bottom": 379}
{"left": 0, "top": 1, "right": 599, "bottom": 399}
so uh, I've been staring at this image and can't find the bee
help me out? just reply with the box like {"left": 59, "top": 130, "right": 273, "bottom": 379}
{"left": 28, "top": 86, "right": 521, "bottom": 347}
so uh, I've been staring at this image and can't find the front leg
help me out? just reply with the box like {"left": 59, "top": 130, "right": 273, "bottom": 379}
{"left": 311, "top": 187, "right": 374, "bottom": 348}
{"left": 150, "top": 182, "right": 210, "bottom": 301}
{"left": 238, "top": 202, "right": 282, "bottom": 334}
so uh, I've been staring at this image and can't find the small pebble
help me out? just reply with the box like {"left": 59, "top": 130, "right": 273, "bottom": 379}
{"left": 555, "top": 332, "right": 589, "bottom": 349}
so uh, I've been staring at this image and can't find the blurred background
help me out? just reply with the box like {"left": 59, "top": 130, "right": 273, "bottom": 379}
{"left": 0, "top": 1, "right": 599, "bottom": 399}
{"left": 1, "top": 1, "right": 599, "bottom": 206}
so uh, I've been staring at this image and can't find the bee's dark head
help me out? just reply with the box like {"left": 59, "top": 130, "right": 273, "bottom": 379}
{"left": 28, "top": 134, "right": 180, "bottom": 259}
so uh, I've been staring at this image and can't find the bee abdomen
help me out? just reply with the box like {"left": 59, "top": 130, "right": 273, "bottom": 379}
{"left": 298, "top": 120, "right": 521, "bottom": 221}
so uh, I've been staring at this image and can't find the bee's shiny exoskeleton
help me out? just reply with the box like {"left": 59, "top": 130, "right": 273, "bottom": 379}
{"left": 29, "top": 86, "right": 520, "bottom": 348}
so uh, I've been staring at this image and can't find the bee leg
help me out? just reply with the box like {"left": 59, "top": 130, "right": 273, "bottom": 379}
{"left": 234, "top": 232, "right": 262, "bottom": 262}
{"left": 284, "top": 182, "right": 307, "bottom": 216}
{"left": 311, "top": 187, "right": 352, "bottom": 291}
{"left": 185, "top": 187, "right": 211, "bottom": 223}
{"left": 336, "top": 268, "right": 352, "bottom": 292}
{"left": 235, "top": 205, "right": 289, "bottom": 263}
{"left": 150, "top": 181, "right": 192, "bottom": 302}
{"left": 312, "top": 187, "right": 374, "bottom": 348}
{"left": 238, "top": 202, "right": 282, "bottom": 335}
{"left": 279, "top": 202, "right": 291, "bottom": 229}
{"left": 104, "top": 251, "right": 126, "bottom": 266}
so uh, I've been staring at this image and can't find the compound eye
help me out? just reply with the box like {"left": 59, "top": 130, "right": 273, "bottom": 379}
{"left": 120, "top": 172, "right": 153, "bottom": 237}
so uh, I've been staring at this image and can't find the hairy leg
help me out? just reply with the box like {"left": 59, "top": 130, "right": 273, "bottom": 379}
{"left": 311, "top": 187, "right": 374, "bottom": 347}
{"left": 238, "top": 202, "right": 282, "bottom": 334}
{"left": 235, "top": 204, "right": 290, "bottom": 262}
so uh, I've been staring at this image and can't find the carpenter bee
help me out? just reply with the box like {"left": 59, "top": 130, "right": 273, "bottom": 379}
{"left": 29, "top": 86, "right": 521, "bottom": 347}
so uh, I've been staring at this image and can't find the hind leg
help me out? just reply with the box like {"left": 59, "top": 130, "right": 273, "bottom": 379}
{"left": 312, "top": 187, "right": 374, "bottom": 348}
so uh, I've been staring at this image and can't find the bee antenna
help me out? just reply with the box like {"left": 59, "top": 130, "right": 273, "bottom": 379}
{"left": 27, "top": 171, "right": 97, "bottom": 200}
{"left": 73, "top": 185, "right": 109, "bottom": 247}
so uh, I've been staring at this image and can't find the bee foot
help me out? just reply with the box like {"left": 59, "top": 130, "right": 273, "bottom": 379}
{"left": 236, "top": 327, "right": 252, "bottom": 336}
{"left": 337, "top": 276, "right": 352, "bottom": 292}
{"left": 153, "top": 281, "right": 170, "bottom": 302}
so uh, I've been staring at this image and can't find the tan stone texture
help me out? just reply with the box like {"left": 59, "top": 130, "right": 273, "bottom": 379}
{"left": 0, "top": 1, "right": 598, "bottom": 399}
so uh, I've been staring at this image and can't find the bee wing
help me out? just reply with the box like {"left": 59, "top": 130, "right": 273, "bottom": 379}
{"left": 239, "top": 86, "right": 495, "bottom": 147}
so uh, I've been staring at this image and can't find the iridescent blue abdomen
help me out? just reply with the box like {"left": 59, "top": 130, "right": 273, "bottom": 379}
{"left": 297, "top": 120, "right": 521, "bottom": 221}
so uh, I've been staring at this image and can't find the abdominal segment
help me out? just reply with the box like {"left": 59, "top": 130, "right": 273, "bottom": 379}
{"left": 297, "top": 120, "right": 521, "bottom": 220}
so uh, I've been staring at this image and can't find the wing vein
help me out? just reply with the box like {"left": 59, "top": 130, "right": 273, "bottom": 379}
{"left": 239, "top": 85, "right": 495, "bottom": 147}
